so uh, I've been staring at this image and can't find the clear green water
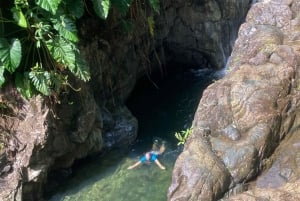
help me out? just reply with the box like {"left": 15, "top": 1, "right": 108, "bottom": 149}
{"left": 47, "top": 148, "right": 176, "bottom": 201}
{"left": 46, "top": 67, "right": 217, "bottom": 201}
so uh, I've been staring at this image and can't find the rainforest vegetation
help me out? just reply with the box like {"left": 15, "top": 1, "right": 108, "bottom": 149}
{"left": 0, "top": 0, "right": 159, "bottom": 98}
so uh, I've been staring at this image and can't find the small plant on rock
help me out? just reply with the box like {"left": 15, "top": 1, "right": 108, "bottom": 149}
{"left": 175, "top": 127, "right": 192, "bottom": 145}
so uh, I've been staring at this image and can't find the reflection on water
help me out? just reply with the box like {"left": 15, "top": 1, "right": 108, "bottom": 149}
{"left": 46, "top": 67, "right": 217, "bottom": 201}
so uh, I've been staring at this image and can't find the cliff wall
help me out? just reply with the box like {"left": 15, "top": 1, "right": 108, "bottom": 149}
{"left": 168, "top": 0, "right": 300, "bottom": 200}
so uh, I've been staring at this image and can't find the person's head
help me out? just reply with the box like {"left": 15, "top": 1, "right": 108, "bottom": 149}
{"left": 152, "top": 139, "right": 159, "bottom": 151}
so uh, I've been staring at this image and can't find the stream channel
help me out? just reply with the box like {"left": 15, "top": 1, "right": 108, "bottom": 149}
{"left": 46, "top": 66, "right": 224, "bottom": 201}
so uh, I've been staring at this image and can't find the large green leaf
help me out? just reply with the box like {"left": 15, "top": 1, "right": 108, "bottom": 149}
{"left": 0, "top": 38, "right": 22, "bottom": 73}
{"left": 91, "top": 0, "right": 111, "bottom": 19}
{"left": 46, "top": 37, "right": 90, "bottom": 81}
{"left": 66, "top": 0, "right": 84, "bottom": 18}
{"left": 11, "top": 7, "right": 28, "bottom": 28}
{"left": 52, "top": 15, "right": 78, "bottom": 42}
{"left": 36, "top": 0, "right": 62, "bottom": 15}
{"left": 46, "top": 37, "right": 75, "bottom": 66}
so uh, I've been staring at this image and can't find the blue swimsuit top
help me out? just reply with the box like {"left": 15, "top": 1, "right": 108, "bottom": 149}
{"left": 140, "top": 152, "right": 158, "bottom": 163}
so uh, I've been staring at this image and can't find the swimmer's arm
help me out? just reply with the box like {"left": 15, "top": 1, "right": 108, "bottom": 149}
{"left": 154, "top": 159, "right": 166, "bottom": 170}
{"left": 127, "top": 161, "right": 142, "bottom": 170}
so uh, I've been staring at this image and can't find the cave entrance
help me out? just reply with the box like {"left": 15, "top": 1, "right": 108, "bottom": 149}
{"left": 126, "top": 63, "right": 217, "bottom": 146}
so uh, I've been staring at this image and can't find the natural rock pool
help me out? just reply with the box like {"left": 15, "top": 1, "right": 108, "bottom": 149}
{"left": 46, "top": 66, "right": 221, "bottom": 201}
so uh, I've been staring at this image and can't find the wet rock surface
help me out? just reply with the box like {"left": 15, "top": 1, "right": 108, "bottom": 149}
{"left": 169, "top": 0, "right": 300, "bottom": 200}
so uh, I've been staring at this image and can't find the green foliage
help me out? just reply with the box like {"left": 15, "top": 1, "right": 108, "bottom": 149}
{"left": 0, "top": 66, "right": 5, "bottom": 87}
{"left": 0, "top": 0, "right": 90, "bottom": 98}
{"left": 0, "top": 0, "right": 161, "bottom": 99}
{"left": 52, "top": 14, "right": 79, "bottom": 43}
{"left": 36, "top": 0, "right": 62, "bottom": 15}
{"left": 0, "top": 38, "right": 22, "bottom": 74}
{"left": 46, "top": 37, "right": 76, "bottom": 67}
{"left": 175, "top": 127, "right": 193, "bottom": 145}
{"left": 29, "top": 64, "right": 51, "bottom": 96}
{"left": 91, "top": 0, "right": 111, "bottom": 19}
{"left": 11, "top": 7, "right": 28, "bottom": 28}
{"left": 15, "top": 72, "right": 35, "bottom": 99}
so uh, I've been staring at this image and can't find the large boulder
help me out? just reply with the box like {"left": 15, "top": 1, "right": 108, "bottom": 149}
{"left": 168, "top": 0, "right": 300, "bottom": 200}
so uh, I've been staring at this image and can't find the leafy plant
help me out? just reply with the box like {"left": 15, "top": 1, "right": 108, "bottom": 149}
{"left": 91, "top": 0, "right": 111, "bottom": 19}
{"left": 175, "top": 127, "right": 193, "bottom": 145}
{"left": 0, "top": 0, "right": 161, "bottom": 99}
{"left": 0, "top": 0, "right": 90, "bottom": 98}
{"left": 0, "top": 38, "right": 22, "bottom": 74}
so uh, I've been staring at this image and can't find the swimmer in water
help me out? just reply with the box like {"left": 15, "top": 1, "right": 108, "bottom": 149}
{"left": 127, "top": 140, "right": 166, "bottom": 170}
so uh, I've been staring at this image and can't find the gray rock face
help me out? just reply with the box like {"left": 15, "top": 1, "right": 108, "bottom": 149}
{"left": 168, "top": 0, "right": 300, "bottom": 200}
{"left": 159, "top": 0, "right": 252, "bottom": 69}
